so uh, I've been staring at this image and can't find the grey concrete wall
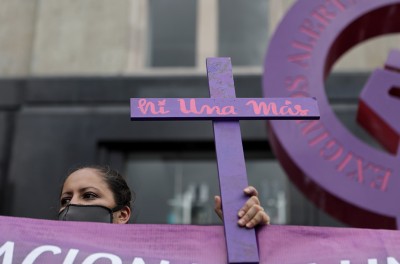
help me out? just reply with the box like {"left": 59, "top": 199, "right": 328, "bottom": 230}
{"left": 31, "top": 0, "right": 131, "bottom": 75}
{"left": 1, "top": 0, "right": 398, "bottom": 77}
{"left": 0, "top": 0, "right": 132, "bottom": 77}
{"left": 0, "top": 0, "right": 38, "bottom": 76}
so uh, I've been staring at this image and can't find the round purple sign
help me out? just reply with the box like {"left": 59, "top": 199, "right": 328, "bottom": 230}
{"left": 263, "top": 0, "right": 400, "bottom": 228}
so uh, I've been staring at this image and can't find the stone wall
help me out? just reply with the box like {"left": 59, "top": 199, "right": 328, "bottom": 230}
{"left": 1, "top": 0, "right": 399, "bottom": 77}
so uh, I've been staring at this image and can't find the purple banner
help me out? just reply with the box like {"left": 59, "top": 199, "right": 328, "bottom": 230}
{"left": 130, "top": 98, "right": 319, "bottom": 120}
{"left": 1, "top": 215, "right": 399, "bottom": 264}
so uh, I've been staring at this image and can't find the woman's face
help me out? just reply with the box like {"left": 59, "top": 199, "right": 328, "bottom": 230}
{"left": 60, "top": 168, "right": 116, "bottom": 210}
{"left": 60, "top": 168, "right": 131, "bottom": 224}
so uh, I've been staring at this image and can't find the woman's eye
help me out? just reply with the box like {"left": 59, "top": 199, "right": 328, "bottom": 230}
{"left": 82, "top": 192, "right": 98, "bottom": 200}
{"left": 60, "top": 198, "right": 71, "bottom": 206}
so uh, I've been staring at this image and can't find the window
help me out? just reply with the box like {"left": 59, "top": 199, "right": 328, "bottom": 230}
{"left": 148, "top": 0, "right": 197, "bottom": 67}
{"left": 218, "top": 0, "right": 269, "bottom": 66}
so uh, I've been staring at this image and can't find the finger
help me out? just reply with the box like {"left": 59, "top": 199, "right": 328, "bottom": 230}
{"left": 243, "top": 186, "right": 258, "bottom": 197}
{"left": 238, "top": 195, "right": 260, "bottom": 218}
{"left": 238, "top": 204, "right": 263, "bottom": 227}
{"left": 214, "top": 196, "right": 223, "bottom": 220}
{"left": 245, "top": 210, "right": 270, "bottom": 228}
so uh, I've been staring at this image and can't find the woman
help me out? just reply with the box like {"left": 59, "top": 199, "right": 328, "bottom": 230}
{"left": 59, "top": 165, "right": 270, "bottom": 228}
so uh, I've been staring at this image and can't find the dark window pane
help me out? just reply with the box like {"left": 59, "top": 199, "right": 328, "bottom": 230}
{"left": 149, "top": 0, "right": 197, "bottom": 67}
{"left": 218, "top": 0, "right": 269, "bottom": 66}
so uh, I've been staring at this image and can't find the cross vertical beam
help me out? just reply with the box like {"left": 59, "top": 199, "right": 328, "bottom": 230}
{"left": 207, "top": 58, "right": 259, "bottom": 263}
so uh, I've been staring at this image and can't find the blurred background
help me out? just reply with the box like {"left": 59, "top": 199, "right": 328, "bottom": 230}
{"left": 0, "top": 0, "right": 398, "bottom": 226}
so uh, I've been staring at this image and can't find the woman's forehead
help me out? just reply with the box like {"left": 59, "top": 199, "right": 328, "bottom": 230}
{"left": 63, "top": 168, "right": 108, "bottom": 190}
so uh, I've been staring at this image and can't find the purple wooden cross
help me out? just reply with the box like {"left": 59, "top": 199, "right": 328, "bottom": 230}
{"left": 130, "top": 58, "right": 319, "bottom": 264}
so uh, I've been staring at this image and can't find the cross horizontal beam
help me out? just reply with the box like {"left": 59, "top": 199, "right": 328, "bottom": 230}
{"left": 130, "top": 98, "right": 319, "bottom": 120}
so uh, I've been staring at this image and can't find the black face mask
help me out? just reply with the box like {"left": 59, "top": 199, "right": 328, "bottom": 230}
{"left": 58, "top": 204, "right": 124, "bottom": 223}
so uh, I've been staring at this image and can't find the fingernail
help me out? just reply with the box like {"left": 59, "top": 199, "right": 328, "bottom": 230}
{"left": 238, "top": 219, "right": 245, "bottom": 226}
{"left": 238, "top": 210, "right": 244, "bottom": 217}
{"left": 244, "top": 187, "right": 250, "bottom": 192}
{"left": 246, "top": 222, "right": 253, "bottom": 228}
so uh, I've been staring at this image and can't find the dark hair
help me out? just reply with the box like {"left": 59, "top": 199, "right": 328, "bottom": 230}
{"left": 63, "top": 165, "right": 134, "bottom": 208}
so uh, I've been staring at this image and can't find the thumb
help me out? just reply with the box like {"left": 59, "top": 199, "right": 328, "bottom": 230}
{"left": 214, "top": 196, "right": 223, "bottom": 220}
